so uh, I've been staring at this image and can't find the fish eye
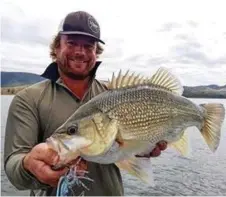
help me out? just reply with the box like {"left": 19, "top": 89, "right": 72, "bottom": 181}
{"left": 67, "top": 125, "right": 78, "bottom": 135}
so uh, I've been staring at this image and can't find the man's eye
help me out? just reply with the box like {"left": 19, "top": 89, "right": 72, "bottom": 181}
{"left": 67, "top": 41, "right": 74, "bottom": 46}
{"left": 85, "top": 44, "right": 94, "bottom": 49}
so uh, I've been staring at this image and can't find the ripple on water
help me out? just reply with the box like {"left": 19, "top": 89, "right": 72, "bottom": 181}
{"left": 1, "top": 97, "right": 226, "bottom": 196}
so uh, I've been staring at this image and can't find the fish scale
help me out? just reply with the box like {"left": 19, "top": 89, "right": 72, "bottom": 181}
{"left": 69, "top": 84, "right": 205, "bottom": 143}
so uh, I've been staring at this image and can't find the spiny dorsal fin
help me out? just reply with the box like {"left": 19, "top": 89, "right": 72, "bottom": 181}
{"left": 107, "top": 70, "right": 148, "bottom": 89}
{"left": 149, "top": 67, "right": 184, "bottom": 95}
{"left": 107, "top": 72, "right": 116, "bottom": 89}
{"left": 120, "top": 70, "right": 130, "bottom": 87}
{"left": 107, "top": 67, "right": 183, "bottom": 96}
{"left": 116, "top": 70, "right": 123, "bottom": 88}
{"left": 127, "top": 72, "right": 136, "bottom": 86}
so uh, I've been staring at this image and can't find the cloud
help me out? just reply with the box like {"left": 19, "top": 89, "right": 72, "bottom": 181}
{"left": 1, "top": 41, "right": 50, "bottom": 73}
{"left": 1, "top": 3, "right": 56, "bottom": 46}
{"left": 171, "top": 42, "right": 226, "bottom": 67}
{"left": 172, "top": 44, "right": 207, "bottom": 63}
{"left": 186, "top": 20, "right": 199, "bottom": 28}
{"left": 2, "top": 16, "right": 49, "bottom": 46}
{"left": 1, "top": 0, "right": 226, "bottom": 86}
{"left": 158, "top": 22, "right": 182, "bottom": 32}
{"left": 101, "top": 38, "right": 125, "bottom": 59}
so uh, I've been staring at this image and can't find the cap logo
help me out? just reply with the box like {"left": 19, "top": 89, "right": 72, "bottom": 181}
{"left": 88, "top": 16, "right": 99, "bottom": 34}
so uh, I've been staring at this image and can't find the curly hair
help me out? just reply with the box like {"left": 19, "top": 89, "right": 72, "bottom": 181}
{"left": 49, "top": 33, "right": 104, "bottom": 61}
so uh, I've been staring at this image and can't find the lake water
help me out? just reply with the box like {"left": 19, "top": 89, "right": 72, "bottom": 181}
{"left": 1, "top": 96, "right": 226, "bottom": 196}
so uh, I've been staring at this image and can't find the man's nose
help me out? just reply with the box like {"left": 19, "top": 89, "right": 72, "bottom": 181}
{"left": 74, "top": 45, "right": 85, "bottom": 55}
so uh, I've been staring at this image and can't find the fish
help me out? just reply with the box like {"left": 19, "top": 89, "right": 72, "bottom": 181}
{"left": 47, "top": 67, "right": 225, "bottom": 185}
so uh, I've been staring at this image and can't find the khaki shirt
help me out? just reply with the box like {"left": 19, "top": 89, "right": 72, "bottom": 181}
{"left": 4, "top": 62, "right": 124, "bottom": 196}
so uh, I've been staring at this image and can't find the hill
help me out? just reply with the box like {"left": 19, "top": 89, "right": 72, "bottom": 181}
{"left": 1, "top": 71, "right": 45, "bottom": 87}
{"left": 1, "top": 71, "right": 226, "bottom": 98}
{"left": 183, "top": 85, "right": 226, "bottom": 98}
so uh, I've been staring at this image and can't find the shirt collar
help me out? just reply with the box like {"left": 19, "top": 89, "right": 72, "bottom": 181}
{"left": 40, "top": 61, "right": 102, "bottom": 82}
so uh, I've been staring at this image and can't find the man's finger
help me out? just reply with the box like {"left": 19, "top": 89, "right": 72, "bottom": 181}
{"left": 35, "top": 163, "right": 67, "bottom": 185}
{"left": 34, "top": 143, "right": 59, "bottom": 165}
{"left": 42, "top": 165, "right": 68, "bottom": 180}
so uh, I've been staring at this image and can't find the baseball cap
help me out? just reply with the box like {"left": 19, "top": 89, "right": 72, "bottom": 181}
{"left": 58, "top": 11, "right": 105, "bottom": 44}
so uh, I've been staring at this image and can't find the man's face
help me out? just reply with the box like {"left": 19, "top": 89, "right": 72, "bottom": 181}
{"left": 56, "top": 34, "right": 97, "bottom": 79}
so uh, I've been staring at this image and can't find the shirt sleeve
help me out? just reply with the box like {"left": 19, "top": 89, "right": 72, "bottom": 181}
{"left": 4, "top": 92, "right": 50, "bottom": 190}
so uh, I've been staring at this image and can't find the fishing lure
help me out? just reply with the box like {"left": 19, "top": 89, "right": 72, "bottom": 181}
{"left": 56, "top": 158, "right": 94, "bottom": 196}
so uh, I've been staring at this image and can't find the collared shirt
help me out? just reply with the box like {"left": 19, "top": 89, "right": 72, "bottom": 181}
{"left": 4, "top": 62, "right": 124, "bottom": 196}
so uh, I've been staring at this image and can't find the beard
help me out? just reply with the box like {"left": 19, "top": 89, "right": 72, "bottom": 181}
{"left": 57, "top": 55, "right": 95, "bottom": 80}
{"left": 59, "top": 67, "right": 90, "bottom": 80}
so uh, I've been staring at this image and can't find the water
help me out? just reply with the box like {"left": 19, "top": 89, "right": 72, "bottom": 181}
{"left": 1, "top": 96, "right": 226, "bottom": 196}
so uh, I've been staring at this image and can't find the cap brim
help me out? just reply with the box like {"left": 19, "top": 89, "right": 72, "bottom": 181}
{"left": 59, "top": 31, "right": 105, "bottom": 44}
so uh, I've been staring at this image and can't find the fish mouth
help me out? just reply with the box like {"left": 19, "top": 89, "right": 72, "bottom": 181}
{"left": 46, "top": 135, "right": 92, "bottom": 168}
{"left": 46, "top": 136, "right": 69, "bottom": 159}
{"left": 46, "top": 135, "right": 92, "bottom": 155}
{"left": 46, "top": 136, "right": 60, "bottom": 152}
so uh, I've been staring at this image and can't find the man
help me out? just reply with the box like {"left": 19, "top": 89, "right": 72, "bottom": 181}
{"left": 4, "top": 11, "right": 167, "bottom": 196}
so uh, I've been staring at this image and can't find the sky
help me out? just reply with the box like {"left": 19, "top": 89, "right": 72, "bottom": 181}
{"left": 1, "top": 0, "right": 226, "bottom": 86}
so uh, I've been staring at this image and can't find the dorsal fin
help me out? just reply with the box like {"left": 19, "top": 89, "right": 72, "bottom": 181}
{"left": 107, "top": 70, "right": 148, "bottom": 89}
{"left": 107, "top": 67, "right": 184, "bottom": 96}
{"left": 149, "top": 67, "right": 183, "bottom": 95}
{"left": 115, "top": 70, "right": 123, "bottom": 88}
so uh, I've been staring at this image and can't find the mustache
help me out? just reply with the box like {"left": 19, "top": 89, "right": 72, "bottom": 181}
{"left": 68, "top": 56, "right": 88, "bottom": 61}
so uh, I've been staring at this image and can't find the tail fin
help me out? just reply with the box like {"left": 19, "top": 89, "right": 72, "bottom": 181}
{"left": 200, "top": 103, "right": 225, "bottom": 152}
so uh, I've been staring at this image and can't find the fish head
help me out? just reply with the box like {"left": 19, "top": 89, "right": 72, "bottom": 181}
{"left": 46, "top": 112, "right": 118, "bottom": 166}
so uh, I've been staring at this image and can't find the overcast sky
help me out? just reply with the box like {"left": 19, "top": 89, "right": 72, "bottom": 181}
{"left": 1, "top": 0, "right": 226, "bottom": 86}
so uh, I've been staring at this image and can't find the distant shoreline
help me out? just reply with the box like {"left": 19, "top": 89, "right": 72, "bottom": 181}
{"left": 1, "top": 85, "right": 29, "bottom": 95}
{"left": 1, "top": 71, "right": 225, "bottom": 98}
{"left": 1, "top": 84, "right": 226, "bottom": 98}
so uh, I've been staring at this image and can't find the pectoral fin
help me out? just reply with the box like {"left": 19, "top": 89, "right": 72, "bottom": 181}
{"left": 116, "top": 156, "right": 155, "bottom": 186}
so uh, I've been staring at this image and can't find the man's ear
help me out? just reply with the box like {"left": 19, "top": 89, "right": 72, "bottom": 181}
{"left": 55, "top": 45, "right": 61, "bottom": 57}
{"left": 55, "top": 35, "right": 62, "bottom": 55}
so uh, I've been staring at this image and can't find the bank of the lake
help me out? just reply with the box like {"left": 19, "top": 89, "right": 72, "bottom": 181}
{"left": 1, "top": 83, "right": 226, "bottom": 98}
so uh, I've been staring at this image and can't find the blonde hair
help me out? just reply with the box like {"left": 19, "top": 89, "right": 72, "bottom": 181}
{"left": 49, "top": 33, "right": 104, "bottom": 61}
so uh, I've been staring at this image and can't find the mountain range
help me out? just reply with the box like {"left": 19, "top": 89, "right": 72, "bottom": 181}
{"left": 1, "top": 71, "right": 45, "bottom": 87}
{"left": 1, "top": 71, "right": 226, "bottom": 98}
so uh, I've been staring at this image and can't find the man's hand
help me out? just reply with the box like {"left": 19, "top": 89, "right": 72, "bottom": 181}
{"left": 23, "top": 143, "right": 67, "bottom": 187}
{"left": 136, "top": 141, "right": 167, "bottom": 158}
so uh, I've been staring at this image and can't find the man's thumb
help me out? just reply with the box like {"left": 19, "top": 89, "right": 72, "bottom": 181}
{"left": 35, "top": 143, "right": 59, "bottom": 165}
